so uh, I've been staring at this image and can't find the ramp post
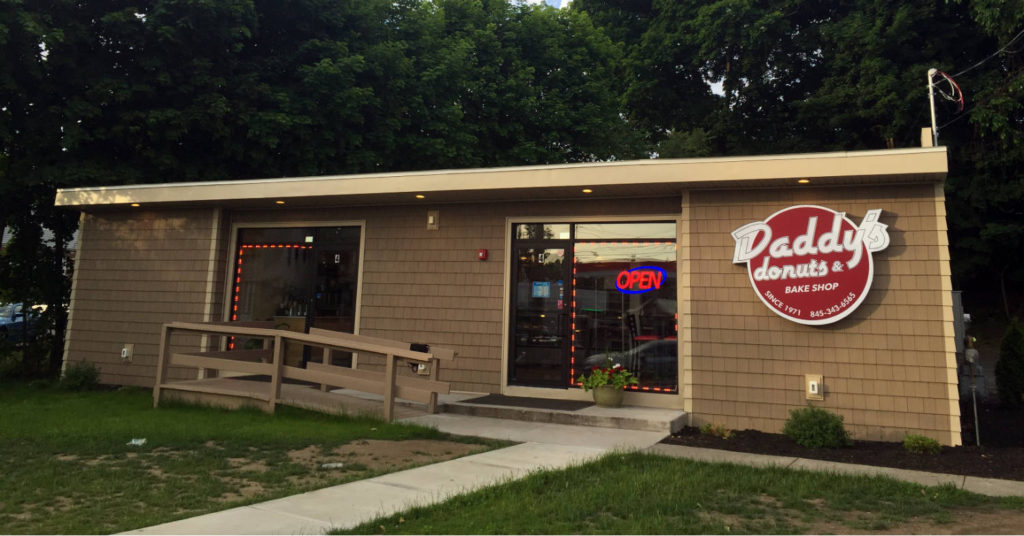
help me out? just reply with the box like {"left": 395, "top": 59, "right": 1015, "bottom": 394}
{"left": 383, "top": 353, "right": 396, "bottom": 421}
{"left": 153, "top": 325, "right": 172, "bottom": 408}
{"left": 428, "top": 357, "right": 440, "bottom": 413}
{"left": 268, "top": 334, "right": 284, "bottom": 413}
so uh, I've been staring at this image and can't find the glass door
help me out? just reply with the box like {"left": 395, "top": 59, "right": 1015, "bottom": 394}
{"left": 509, "top": 246, "right": 570, "bottom": 387}
{"left": 310, "top": 227, "right": 361, "bottom": 367}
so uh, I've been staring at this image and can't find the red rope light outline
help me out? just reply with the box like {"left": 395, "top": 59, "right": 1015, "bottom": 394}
{"left": 228, "top": 244, "right": 313, "bottom": 349}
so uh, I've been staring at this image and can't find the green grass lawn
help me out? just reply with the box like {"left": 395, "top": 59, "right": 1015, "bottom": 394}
{"left": 335, "top": 452, "right": 1024, "bottom": 535}
{"left": 0, "top": 382, "right": 502, "bottom": 534}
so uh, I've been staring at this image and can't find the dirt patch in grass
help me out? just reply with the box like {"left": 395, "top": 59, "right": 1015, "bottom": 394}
{"left": 206, "top": 439, "right": 482, "bottom": 502}
{"left": 285, "top": 439, "right": 480, "bottom": 472}
{"left": 29, "top": 439, "right": 489, "bottom": 527}
{"left": 701, "top": 492, "right": 1024, "bottom": 534}
{"left": 750, "top": 491, "right": 1024, "bottom": 535}
{"left": 795, "top": 507, "right": 1024, "bottom": 534}
{"left": 267, "top": 440, "right": 482, "bottom": 493}
{"left": 318, "top": 439, "right": 477, "bottom": 472}
{"left": 214, "top": 478, "right": 267, "bottom": 504}
{"left": 226, "top": 458, "right": 269, "bottom": 473}
{"left": 52, "top": 497, "right": 74, "bottom": 513}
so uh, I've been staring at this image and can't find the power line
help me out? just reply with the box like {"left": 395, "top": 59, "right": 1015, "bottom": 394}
{"left": 952, "top": 27, "right": 1024, "bottom": 78}
{"left": 938, "top": 105, "right": 973, "bottom": 130}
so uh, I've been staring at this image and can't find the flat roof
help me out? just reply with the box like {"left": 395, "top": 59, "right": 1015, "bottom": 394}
{"left": 54, "top": 147, "right": 947, "bottom": 209}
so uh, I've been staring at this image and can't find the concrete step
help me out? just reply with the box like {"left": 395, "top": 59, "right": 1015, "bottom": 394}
{"left": 440, "top": 397, "right": 687, "bottom": 434}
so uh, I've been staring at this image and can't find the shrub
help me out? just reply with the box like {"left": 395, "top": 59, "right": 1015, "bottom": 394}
{"left": 782, "top": 406, "right": 851, "bottom": 448}
{"left": 903, "top": 434, "right": 941, "bottom": 454}
{"left": 995, "top": 318, "right": 1024, "bottom": 408}
{"left": 60, "top": 361, "right": 100, "bottom": 391}
{"left": 699, "top": 423, "right": 733, "bottom": 440}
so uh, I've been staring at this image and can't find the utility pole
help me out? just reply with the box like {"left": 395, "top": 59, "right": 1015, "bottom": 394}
{"left": 928, "top": 68, "right": 939, "bottom": 146}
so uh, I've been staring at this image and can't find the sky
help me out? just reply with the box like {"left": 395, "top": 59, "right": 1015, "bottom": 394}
{"left": 522, "top": 0, "right": 571, "bottom": 8}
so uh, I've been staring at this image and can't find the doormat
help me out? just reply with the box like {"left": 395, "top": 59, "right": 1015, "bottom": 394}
{"left": 459, "top": 394, "right": 593, "bottom": 411}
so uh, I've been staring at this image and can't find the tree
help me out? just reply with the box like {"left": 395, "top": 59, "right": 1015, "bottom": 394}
{"left": 1, "top": 0, "right": 640, "bottom": 378}
{"left": 943, "top": 0, "right": 1024, "bottom": 318}
{"left": 996, "top": 318, "right": 1024, "bottom": 408}
{"left": 577, "top": 0, "right": 1024, "bottom": 314}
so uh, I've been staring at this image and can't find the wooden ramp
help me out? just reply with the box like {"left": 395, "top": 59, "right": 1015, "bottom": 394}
{"left": 160, "top": 377, "right": 430, "bottom": 420}
{"left": 153, "top": 322, "right": 454, "bottom": 421}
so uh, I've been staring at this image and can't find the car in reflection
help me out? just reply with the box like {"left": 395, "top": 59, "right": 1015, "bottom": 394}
{"left": 0, "top": 303, "right": 45, "bottom": 343}
{"left": 581, "top": 339, "right": 677, "bottom": 382}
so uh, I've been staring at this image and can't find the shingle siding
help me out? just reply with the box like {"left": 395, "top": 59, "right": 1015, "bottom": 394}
{"left": 62, "top": 209, "right": 219, "bottom": 387}
{"left": 684, "top": 184, "right": 958, "bottom": 444}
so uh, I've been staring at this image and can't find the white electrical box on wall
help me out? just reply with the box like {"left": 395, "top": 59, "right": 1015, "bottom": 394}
{"left": 120, "top": 343, "right": 134, "bottom": 362}
{"left": 805, "top": 374, "right": 823, "bottom": 400}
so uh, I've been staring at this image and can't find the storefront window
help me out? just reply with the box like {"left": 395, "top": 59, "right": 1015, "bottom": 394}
{"left": 230, "top": 226, "right": 360, "bottom": 366}
{"left": 573, "top": 241, "right": 677, "bottom": 393}
{"left": 515, "top": 223, "right": 571, "bottom": 240}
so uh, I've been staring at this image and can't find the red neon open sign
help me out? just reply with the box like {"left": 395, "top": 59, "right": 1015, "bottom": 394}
{"left": 615, "top": 266, "right": 666, "bottom": 294}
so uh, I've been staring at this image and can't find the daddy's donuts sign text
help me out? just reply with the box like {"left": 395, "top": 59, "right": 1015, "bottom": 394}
{"left": 731, "top": 205, "right": 890, "bottom": 325}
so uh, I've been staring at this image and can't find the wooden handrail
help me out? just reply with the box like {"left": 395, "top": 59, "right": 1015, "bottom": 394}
{"left": 307, "top": 328, "right": 456, "bottom": 360}
{"left": 165, "top": 321, "right": 445, "bottom": 361}
{"left": 153, "top": 321, "right": 455, "bottom": 421}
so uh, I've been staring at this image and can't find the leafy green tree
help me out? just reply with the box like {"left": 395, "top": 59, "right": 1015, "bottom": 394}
{"left": 943, "top": 0, "right": 1024, "bottom": 318}
{"left": 1, "top": 0, "right": 640, "bottom": 377}
{"left": 996, "top": 318, "right": 1024, "bottom": 408}
{"left": 578, "top": 0, "right": 1024, "bottom": 314}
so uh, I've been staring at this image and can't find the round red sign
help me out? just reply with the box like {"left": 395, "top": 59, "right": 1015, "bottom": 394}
{"left": 731, "top": 205, "right": 890, "bottom": 325}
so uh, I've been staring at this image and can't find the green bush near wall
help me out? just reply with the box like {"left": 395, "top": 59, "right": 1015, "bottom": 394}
{"left": 60, "top": 361, "right": 100, "bottom": 391}
{"left": 783, "top": 406, "right": 852, "bottom": 448}
{"left": 903, "top": 434, "right": 941, "bottom": 454}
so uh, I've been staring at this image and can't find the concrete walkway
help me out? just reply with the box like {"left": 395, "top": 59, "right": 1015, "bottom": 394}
{"left": 124, "top": 415, "right": 666, "bottom": 535}
{"left": 126, "top": 414, "right": 1024, "bottom": 535}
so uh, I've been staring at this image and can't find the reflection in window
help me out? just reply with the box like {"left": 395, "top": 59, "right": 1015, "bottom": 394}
{"left": 575, "top": 222, "right": 676, "bottom": 240}
{"left": 572, "top": 241, "right": 677, "bottom": 393}
{"left": 515, "top": 223, "right": 571, "bottom": 240}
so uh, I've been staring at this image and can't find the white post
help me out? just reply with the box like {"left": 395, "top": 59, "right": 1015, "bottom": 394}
{"left": 928, "top": 68, "right": 939, "bottom": 147}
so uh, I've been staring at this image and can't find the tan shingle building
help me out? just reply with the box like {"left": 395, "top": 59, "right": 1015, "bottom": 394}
{"left": 55, "top": 147, "right": 961, "bottom": 445}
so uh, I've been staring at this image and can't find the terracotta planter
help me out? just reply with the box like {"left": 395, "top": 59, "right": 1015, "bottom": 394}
{"left": 592, "top": 385, "right": 624, "bottom": 408}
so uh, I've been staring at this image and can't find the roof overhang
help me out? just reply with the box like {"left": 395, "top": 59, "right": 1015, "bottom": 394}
{"left": 54, "top": 147, "right": 948, "bottom": 210}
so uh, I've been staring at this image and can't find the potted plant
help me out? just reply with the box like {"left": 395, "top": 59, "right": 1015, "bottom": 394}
{"left": 578, "top": 362, "right": 638, "bottom": 407}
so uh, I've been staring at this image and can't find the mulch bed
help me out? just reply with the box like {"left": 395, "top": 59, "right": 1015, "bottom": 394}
{"left": 661, "top": 403, "right": 1024, "bottom": 482}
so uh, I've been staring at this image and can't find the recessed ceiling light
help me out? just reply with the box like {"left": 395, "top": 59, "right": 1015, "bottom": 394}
{"left": 275, "top": 200, "right": 285, "bottom": 205}
{"left": 415, "top": 194, "right": 426, "bottom": 199}
{"left": 797, "top": 179, "right": 811, "bottom": 184}
{"left": 130, "top": 203, "right": 140, "bottom": 207}
{"left": 581, "top": 188, "right": 593, "bottom": 194}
